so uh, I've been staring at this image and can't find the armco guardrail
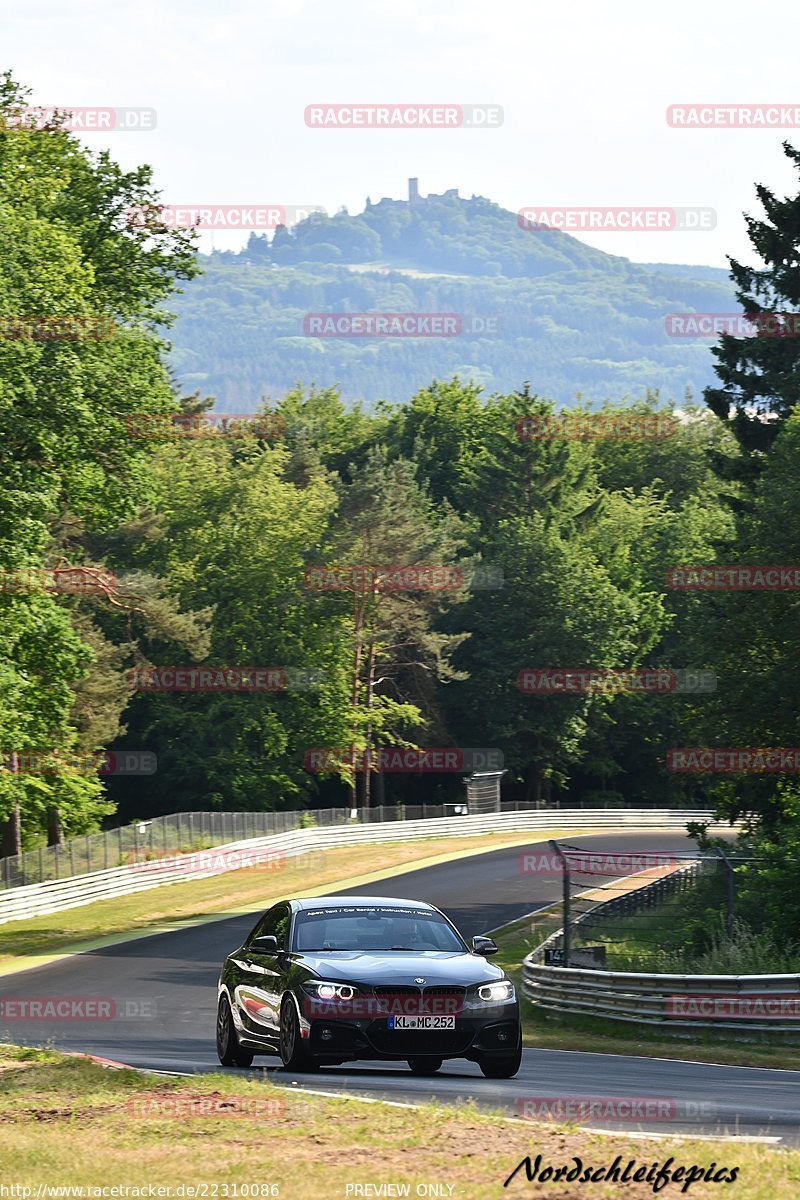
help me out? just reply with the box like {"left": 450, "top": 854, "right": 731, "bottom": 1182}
{"left": 522, "top": 961, "right": 800, "bottom": 1033}
{"left": 0, "top": 808, "right": 721, "bottom": 926}
{"left": 521, "top": 859, "right": 800, "bottom": 1034}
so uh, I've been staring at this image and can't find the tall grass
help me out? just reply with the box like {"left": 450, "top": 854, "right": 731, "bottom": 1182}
{"left": 587, "top": 911, "right": 800, "bottom": 973}
{"left": 685, "top": 916, "right": 800, "bottom": 974}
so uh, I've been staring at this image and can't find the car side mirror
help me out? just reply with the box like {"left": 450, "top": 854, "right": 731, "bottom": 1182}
{"left": 250, "top": 935, "right": 279, "bottom": 955}
{"left": 472, "top": 935, "right": 498, "bottom": 956}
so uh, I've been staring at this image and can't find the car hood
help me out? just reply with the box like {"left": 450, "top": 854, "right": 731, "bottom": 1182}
{"left": 294, "top": 951, "right": 506, "bottom": 986}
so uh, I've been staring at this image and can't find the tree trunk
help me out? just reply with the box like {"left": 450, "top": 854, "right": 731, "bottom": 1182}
{"left": 523, "top": 762, "right": 543, "bottom": 808}
{"left": 0, "top": 803, "right": 22, "bottom": 858}
{"left": 363, "top": 635, "right": 377, "bottom": 808}
{"left": 47, "top": 806, "right": 66, "bottom": 847}
{"left": 348, "top": 588, "right": 366, "bottom": 811}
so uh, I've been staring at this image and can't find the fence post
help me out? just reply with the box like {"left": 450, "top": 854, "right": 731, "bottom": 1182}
{"left": 714, "top": 846, "right": 736, "bottom": 937}
{"left": 550, "top": 839, "right": 571, "bottom": 968}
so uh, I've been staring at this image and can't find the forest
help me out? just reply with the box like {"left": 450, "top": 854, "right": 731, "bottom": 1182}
{"left": 2, "top": 73, "right": 800, "bottom": 943}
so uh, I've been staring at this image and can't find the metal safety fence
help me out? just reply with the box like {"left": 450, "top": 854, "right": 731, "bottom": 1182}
{"left": 0, "top": 808, "right": 724, "bottom": 925}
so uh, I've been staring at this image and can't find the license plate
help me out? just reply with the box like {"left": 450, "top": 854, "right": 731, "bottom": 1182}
{"left": 387, "top": 1015, "right": 456, "bottom": 1030}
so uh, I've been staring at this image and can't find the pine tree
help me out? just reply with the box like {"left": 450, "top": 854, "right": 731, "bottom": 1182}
{"left": 705, "top": 141, "right": 800, "bottom": 488}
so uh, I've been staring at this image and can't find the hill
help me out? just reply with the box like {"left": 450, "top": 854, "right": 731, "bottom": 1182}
{"left": 167, "top": 185, "right": 736, "bottom": 408}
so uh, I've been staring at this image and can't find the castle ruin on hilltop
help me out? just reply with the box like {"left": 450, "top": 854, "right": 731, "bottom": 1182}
{"left": 408, "top": 178, "right": 459, "bottom": 203}
{"left": 367, "top": 180, "right": 461, "bottom": 208}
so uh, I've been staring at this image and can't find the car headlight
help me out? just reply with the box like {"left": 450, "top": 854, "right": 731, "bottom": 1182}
{"left": 477, "top": 981, "right": 515, "bottom": 1003}
{"left": 302, "top": 981, "right": 355, "bottom": 1000}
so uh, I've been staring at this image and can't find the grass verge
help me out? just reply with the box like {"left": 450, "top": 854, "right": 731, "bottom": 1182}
{"left": 493, "top": 915, "right": 800, "bottom": 1071}
{"left": 0, "top": 1046, "right": 795, "bottom": 1199}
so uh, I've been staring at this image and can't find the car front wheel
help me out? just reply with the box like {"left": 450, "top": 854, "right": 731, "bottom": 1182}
{"left": 279, "top": 997, "right": 319, "bottom": 1072}
{"left": 216, "top": 995, "right": 254, "bottom": 1068}
{"left": 476, "top": 1033, "right": 522, "bottom": 1079}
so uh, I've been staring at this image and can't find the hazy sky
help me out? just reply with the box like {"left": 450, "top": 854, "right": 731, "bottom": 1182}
{"left": 4, "top": 0, "right": 800, "bottom": 266}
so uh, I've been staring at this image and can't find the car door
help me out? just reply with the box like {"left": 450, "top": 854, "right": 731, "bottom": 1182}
{"left": 236, "top": 903, "right": 292, "bottom": 1042}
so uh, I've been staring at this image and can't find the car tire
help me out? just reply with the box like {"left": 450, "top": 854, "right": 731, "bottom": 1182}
{"left": 216, "top": 995, "right": 254, "bottom": 1068}
{"left": 279, "top": 997, "right": 319, "bottom": 1072}
{"left": 477, "top": 1033, "right": 522, "bottom": 1079}
{"left": 407, "top": 1057, "right": 443, "bottom": 1075}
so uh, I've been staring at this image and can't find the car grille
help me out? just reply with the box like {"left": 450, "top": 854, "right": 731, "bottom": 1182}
{"left": 371, "top": 985, "right": 466, "bottom": 1015}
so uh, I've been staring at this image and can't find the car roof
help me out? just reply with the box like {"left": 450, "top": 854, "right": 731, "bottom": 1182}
{"left": 291, "top": 895, "right": 437, "bottom": 911}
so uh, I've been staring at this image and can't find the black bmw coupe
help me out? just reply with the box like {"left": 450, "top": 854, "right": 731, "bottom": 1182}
{"left": 216, "top": 895, "right": 522, "bottom": 1077}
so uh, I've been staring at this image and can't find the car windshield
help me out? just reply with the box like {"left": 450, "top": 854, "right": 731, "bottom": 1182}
{"left": 292, "top": 905, "right": 466, "bottom": 953}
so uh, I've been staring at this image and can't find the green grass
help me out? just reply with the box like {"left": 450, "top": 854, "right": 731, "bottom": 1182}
{"left": 0, "top": 1045, "right": 796, "bottom": 1199}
